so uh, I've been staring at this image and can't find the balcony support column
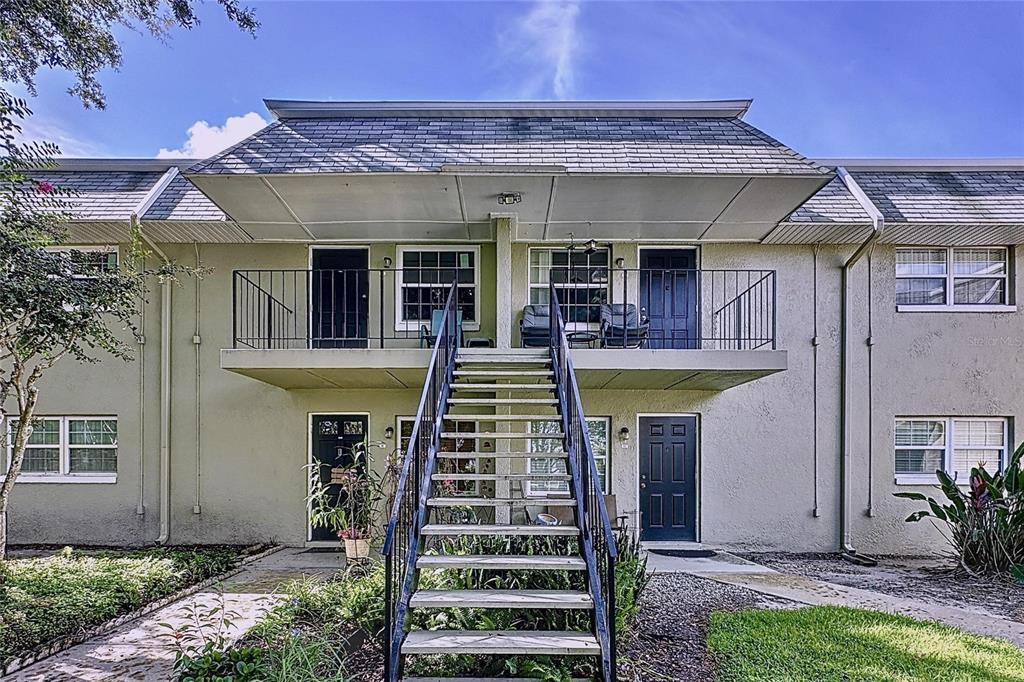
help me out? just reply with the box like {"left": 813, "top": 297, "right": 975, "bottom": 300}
{"left": 494, "top": 215, "right": 515, "bottom": 349}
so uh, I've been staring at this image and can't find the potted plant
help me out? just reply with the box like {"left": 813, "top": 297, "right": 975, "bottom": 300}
{"left": 306, "top": 440, "right": 397, "bottom": 560}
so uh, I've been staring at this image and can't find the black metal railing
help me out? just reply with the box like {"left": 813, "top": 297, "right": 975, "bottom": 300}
{"left": 528, "top": 267, "right": 776, "bottom": 350}
{"left": 549, "top": 282, "right": 617, "bottom": 682}
{"left": 232, "top": 268, "right": 474, "bottom": 349}
{"left": 381, "top": 281, "right": 461, "bottom": 682}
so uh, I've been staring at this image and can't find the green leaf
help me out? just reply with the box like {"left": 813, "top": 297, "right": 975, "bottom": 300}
{"left": 893, "top": 491, "right": 928, "bottom": 501}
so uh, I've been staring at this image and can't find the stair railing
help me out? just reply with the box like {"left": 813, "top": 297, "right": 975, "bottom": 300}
{"left": 548, "top": 282, "right": 618, "bottom": 682}
{"left": 382, "top": 280, "right": 461, "bottom": 682}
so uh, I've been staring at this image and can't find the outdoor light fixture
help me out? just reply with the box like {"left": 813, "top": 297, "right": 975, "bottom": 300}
{"left": 384, "top": 426, "right": 395, "bottom": 440}
{"left": 382, "top": 256, "right": 393, "bottom": 268}
{"left": 497, "top": 192, "right": 522, "bottom": 205}
{"left": 584, "top": 239, "right": 598, "bottom": 255}
{"left": 618, "top": 426, "right": 631, "bottom": 448}
{"left": 615, "top": 257, "right": 625, "bottom": 268}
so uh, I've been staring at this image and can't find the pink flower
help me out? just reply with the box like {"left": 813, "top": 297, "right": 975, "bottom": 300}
{"left": 37, "top": 180, "right": 54, "bottom": 194}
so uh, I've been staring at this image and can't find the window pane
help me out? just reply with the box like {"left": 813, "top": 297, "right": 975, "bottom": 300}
{"left": 69, "top": 447, "right": 117, "bottom": 473}
{"left": 22, "top": 447, "right": 60, "bottom": 472}
{"left": 896, "top": 249, "right": 947, "bottom": 276}
{"left": 895, "top": 448, "right": 944, "bottom": 475}
{"left": 530, "top": 421, "right": 570, "bottom": 494}
{"left": 953, "top": 249, "right": 1006, "bottom": 276}
{"left": 895, "top": 420, "right": 945, "bottom": 447}
{"left": 69, "top": 419, "right": 117, "bottom": 446}
{"left": 12, "top": 419, "right": 60, "bottom": 446}
{"left": 953, "top": 278, "right": 1005, "bottom": 305}
{"left": 952, "top": 420, "right": 1005, "bottom": 448}
{"left": 896, "top": 279, "right": 946, "bottom": 305}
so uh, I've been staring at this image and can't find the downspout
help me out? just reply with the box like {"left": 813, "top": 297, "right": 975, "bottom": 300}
{"left": 193, "top": 242, "right": 202, "bottom": 516}
{"left": 132, "top": 166, "right": 180, "bottom": 545}
{"left": 837, "top": 166, "right": 883, "bottom": 565}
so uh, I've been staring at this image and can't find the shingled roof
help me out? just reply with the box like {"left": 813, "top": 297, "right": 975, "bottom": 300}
{"left": 786, "top": 164, "right": 1024, "bottom": 225}
{"left": 25, "top": 161, "right": 227, "bottom": 222}
{"left": 142, "top": 173, "right": 226, "bottom": 221}
{"left": 187, "top": 101, "right": 830, "bottom": 177}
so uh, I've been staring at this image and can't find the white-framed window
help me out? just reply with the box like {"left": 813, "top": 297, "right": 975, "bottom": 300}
{"left": 895, "top": 417, "right": 1008, "bottom": 484}
{"left": 529, "top": 247, "right": 609, "bottom": 326}
{"left": 527, "top": 417, "right": 609, "bottom": 496}
{"left": 896, "top": 247, "right": 1011, "bottom": 310}
{"left": 47, "top": 246, "right": 119, "bottom": 277}
{"left": 398, "top": 416, "right": 479, "bottom": 495}
{"left": 3, "top": 416, "right": 118, "bottom": 483}
{"left": 395, "top": 246, "right": 479, "bottom": 331}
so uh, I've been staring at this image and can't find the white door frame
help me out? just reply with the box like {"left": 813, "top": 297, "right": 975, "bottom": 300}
{"left": 305, "top": 411, "right": 371, "bottom": 546}
{"left": 635, "top": 412, "right": 701, "bottom": 543}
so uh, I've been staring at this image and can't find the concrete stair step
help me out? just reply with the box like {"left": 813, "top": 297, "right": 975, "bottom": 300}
{"left": 440, "top": 431, "right": 563, "bottom": 439}
{"left": 403, "top": 677, "right": 589, "bottom": 682}
{"left": 410, "top": 589, "right": 592, "bottom": 609}
{"left": 453, "top": 383, "right": 556, "bottom": 391}
{"left": 444, "top": 414, "right": 562, "bottom": 421}
{"left": 427, "top": 497, "right": 575, "bottom": 507}
{"left": 453, "top": 370, "right": 553, "bottom": 377}
{"left": 436, "top": 451, "right": 567, "bottom": 459}
{"left": 431, "top": 473, "right": 571, "bottom": 481}
{"left": 448, "top": 398, "right": 559, "bottom": 405}
{"left": 421, "top": 524, "right": 579, "bottom": 537}
{"left": 401, "top": 630, "right": 599, "bottom": 656}
{"left": 416, "top": 554, "right": 586, "bottom": 571}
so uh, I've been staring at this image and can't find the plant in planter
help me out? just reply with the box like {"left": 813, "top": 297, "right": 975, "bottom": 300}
{"left": 307, "top": 440, "right": 398, "bottom": 560}
{"left": 894, "top": 441, "right": 1024, "bottom": 575}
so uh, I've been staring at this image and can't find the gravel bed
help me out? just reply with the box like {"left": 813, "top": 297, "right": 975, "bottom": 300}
{"left": 740, "top": 552, "right": 1024, "bottom": 623}
{"left": 618, "top": 573, "right": 795, "bottom": 681}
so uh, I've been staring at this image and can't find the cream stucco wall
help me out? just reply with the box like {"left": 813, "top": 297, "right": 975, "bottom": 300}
{"left": 5, "top": 238, "right": 1021, "bottom": 555}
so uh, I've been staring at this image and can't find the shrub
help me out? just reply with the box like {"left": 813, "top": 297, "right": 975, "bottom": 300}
{"left": 0, "top": 547, "right": 243, "bottom": 664}
{"left": 895, "top": 442, "right": 1024, "bottom": 575}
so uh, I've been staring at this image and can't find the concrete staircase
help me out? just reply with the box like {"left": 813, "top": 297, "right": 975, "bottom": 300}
{"left": 397, "top": 348, "right": 601, "bottom": 678}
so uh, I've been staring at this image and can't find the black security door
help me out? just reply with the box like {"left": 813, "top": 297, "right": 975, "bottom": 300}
{"left": 639, "top": 416, "right": 697, "bottom": 541}
{"left": 309, "top": 414, "right": 368, "bottom": 542}
{"left": 640, "top": 249, "right": 698, "bottom": 349}
{"left": 312, "top": 248, "right": 369, "bottom": 348}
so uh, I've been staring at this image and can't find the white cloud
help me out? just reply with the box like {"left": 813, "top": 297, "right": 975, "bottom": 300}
{"left": 157, "top": 111, "right": 268, "bottom": 159}
{"left": 505, "top": 0, "right": 582, "bottom": 100}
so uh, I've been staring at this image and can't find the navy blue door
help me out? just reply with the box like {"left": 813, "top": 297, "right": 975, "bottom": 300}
{"left": 639, "top": 416, "right": 697, "bottom": 541}
{"left": 310, "top": 414, "right": 368, "bottom": 542}
{"left": 312, "top": 248, "right": 369, "bottom": 348}
{"left": 640, "top": 249, "right": 698, "bottom": 349}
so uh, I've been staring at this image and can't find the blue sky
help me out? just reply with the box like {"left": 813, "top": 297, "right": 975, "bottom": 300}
{"left": 14, "top": 1, "right": 1024, "bottom": 159}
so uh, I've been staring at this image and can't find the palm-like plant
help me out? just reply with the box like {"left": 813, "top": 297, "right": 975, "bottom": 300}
{"left": 894, "top": 442, "right": 1024, "bottom": 575}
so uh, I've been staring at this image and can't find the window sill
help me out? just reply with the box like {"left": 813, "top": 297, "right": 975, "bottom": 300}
{"left": 895, "top": 475, "right": 940, "bottom": 486}
{"left": 0, "top": 474, "right": 117, "bottom": 484}
{"left": 896, "top": 305, "right": 1017, "bottom": 313}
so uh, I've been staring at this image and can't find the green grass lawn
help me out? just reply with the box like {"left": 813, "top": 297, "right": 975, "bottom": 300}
{"left": 0, "top": 547, "right": 244, "bottom": 665}
{"left": 708, "top": 605, "right": 1024, "bottom": 682}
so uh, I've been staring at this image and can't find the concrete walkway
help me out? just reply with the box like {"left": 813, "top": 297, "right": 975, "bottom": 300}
{"left": 8, "top": 548, "right": 345, "bottom": 682}
{"left": 644, "top": 545, "right": 1024, "bottom": 648}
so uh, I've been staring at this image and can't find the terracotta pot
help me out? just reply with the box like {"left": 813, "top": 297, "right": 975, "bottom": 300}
{"left": 344, "top": 537, "right": 370, "bottom": 559}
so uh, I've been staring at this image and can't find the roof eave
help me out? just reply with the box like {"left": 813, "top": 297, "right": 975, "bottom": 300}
{"left": 263, "top": 99, "right": 754, "bottom": 120}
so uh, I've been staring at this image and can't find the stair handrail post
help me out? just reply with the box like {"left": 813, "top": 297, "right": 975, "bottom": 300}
{"left": 382, "top": 280, "right": 460, "bottom": 682}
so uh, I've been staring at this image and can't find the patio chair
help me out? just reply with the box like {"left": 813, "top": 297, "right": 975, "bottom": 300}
{"left": 545, "top": 494, "right": 629, "bottom": 531}
{"left": 599, "top": 303, "right": 649, "bottom": 349}
{"left": 519, "top": 304, "right": 551, "bottom": 347}
{"left": 419, "top": 309, "right": 463, "bottom": 348}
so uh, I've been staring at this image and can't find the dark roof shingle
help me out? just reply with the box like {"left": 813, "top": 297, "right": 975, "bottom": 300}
{"left": 30, "top": 170, "right": 164, "bottom": 220}
{"left": 143, "top": 174, "right": 226, "bottom": 221}
{"left": 188, "top": 116, "right": 829, "bottom": 176}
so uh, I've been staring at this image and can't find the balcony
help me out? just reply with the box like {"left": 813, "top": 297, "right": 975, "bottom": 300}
{"left": 221, "top": 266, "right": 786, "bottom": 389}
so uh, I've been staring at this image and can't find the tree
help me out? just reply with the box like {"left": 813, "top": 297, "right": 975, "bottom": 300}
{"left": 1, "top": 0, "right": 258, "bottom": 109}
{"left": 0, "top": 0, "right": 256, "bottom": 557}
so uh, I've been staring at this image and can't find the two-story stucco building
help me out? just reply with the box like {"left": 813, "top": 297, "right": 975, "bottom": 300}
{"left": 5, "top": 100, "right": 1023, "bottom": 558}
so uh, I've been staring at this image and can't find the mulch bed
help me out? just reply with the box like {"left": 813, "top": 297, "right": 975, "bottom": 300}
{"left": 618, "top": 573, "right": 794, "bottom": 681}
{"left": 740, "top": 552, "right": 1024, "bottom": 624}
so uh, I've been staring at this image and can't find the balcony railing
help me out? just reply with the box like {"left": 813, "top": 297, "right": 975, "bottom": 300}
{"left": 530, "top": 267, "right": 776, "bottom": 350}
{"left": 231, "top": 267, "right": 776, "bottom": 351}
